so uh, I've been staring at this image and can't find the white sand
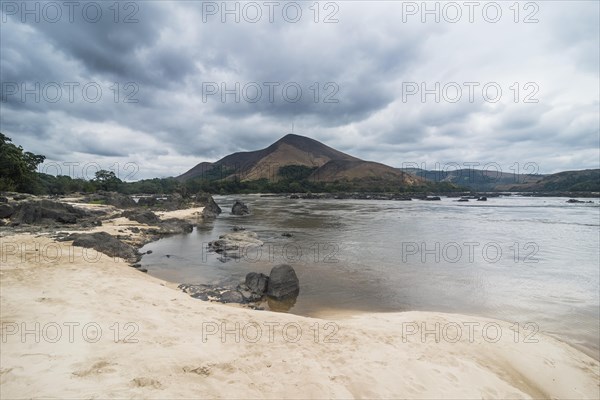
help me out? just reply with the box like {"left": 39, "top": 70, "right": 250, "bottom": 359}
{"left": 155, "top": 207, "right": 205, "bottom": 223}
{"left": 1, "top": 231, "right": 598, "bottom": 399}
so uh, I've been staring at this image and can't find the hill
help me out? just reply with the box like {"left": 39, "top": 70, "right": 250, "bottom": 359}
{"left": 177, "top": 134, "right": 434, "bottom": 191}
{"left": 506, "top": 169, "right": 600, "bottom": 192}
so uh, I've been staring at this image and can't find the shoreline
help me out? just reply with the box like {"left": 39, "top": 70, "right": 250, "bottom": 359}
{"left": 1, "top": 210, "right": 599, "bottom": 398}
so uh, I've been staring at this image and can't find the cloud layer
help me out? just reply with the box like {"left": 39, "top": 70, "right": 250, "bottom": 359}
{"left": 1, "top": 1, "right": 598, "bottom": 180}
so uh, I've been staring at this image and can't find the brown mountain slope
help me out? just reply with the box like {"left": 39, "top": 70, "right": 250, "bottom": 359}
{"left": 177, "top": 133, "right": 428, "bottom": 189}
{"left": 312, "top": 160, "right": 424, "bottom": 185}
{"left": 177, "top": 134, "right": 358, "bottom": 181}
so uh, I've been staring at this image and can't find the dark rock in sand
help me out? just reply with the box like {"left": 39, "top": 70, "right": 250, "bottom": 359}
{"left": 266, "top": 264, "right": 300, "bottom": 300}
{"left": 281, "top": 232, "right": 293, "bottom": 237}
{"left": 231, "top": 225, "right": 246, "bottom": 231}
{"left": 424, "top": 196, "right": 441, "bottom": 201}
{"left": 85, "top": 191, "right": 136, "bottom": 208}
{"left": 477, "top": 196, "right": 488, "bottom": 201}
{"left": 11, "top": 200, "right": 87, "bottom": 224}
{"left": 0, "top": 204, "right": 14, "bottom": 218}
{"left": 71, "top": 232, "right": 140, "bottom": 262}
{"left": 231, "top": 200, "right": 249, "bottom": 215}
{"left": 121, "top": 210, "right": 161, "bottom": 225}
{"left": 129, "top": 227, "right": 140, "bottom": 233}
{"left": 219, "top": 290, "right": 245, "bottom": 303}
{"left": 245, "top": 272, "right": 269, "bottom": 295}
{"left": 179, "top": 284, "right": 246, "bottom": 304}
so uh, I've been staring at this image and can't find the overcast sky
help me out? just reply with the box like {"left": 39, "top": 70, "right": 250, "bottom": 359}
{"left": 1, "top": 1, "right": 598, "bottom": 180}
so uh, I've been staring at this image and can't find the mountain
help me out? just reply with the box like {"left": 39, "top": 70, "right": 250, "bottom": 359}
{"left": 402, "top": 167, "right": 599, "bottom": 192}
{"left": 177, "top": 134, "right": 428, "bottom": 189}
{"left": 505, "top": 169, "right": 600, "bottom": 192}
{"left": 402, "top": 168, "right": 543, "bottom": 192}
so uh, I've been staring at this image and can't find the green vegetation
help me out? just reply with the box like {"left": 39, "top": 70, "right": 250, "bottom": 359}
{"left": 3, "top": 133, "right": 595, "bottom": 196}
{"left": 0, "top": 133, "right": 46, "bottom": 193}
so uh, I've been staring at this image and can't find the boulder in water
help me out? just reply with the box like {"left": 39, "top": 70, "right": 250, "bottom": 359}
{"left": 231, "top": 200, "right": 249, "bottom": 215}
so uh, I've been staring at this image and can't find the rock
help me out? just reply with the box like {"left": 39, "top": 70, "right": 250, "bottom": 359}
{"left": 566, "top": 199, "right": 592, "bottom": 204}
{"left": 129, "top": 227, "right": 140, "bottom": 233}
{"left": 156, "top": 218, "right": 194, "bottom": 235}
{"left": 236, "top": 284, "right": 263, "bottom": 302}
{"left": 0, "top": 196, "right": 8, "bottom": 203}
{"left": 231, "top": 225, "right": 246, "bottom": 231}
{"left": 146, "top": 250, "right": 153, "bottom": 254}
{"left": 219, "top": 290, "right": 244, "bottom": 304}
{"left": 137, "top": 196, "right": 157, "bottom": 207}
{"left": 266, "top": 264, "right": 300, "bottom": 300}
{"left": 85, "top": 191, "right": 136, "bottom": 208}
{"left": 424, "top": 196, "right": 441, "bottom": 201}
{"left": 281, "top": 232, "right": 293, "bottom": 237}
{"left": 71, "top": 232, "right": 140, "bottom": 262}
{"left": 208, "top": 231, "right": 263, "bottom": 254}
{"left": 0, "top": 204, "right": 14, "bottom": 218}
{"left": 11, "top": 200, "right": 87, "bottom": 225}
{"left": 245, "top": 272, "right": 269, "bottom": 295}
{"left": 231, "top": 200, "right": 249, "bottom": 215}
{"left": 12, "top": 194, "right": 27, "bottom": 201}
{"left": 197, "top": 193, "right": 221, "bottom": 219}
{"left": 289, "top": 194, "right": 299, "bottom": 199}
{"left": 477, "top": 196, "right": 488, "bottom": 201}
{"left": 179, "top": 284, "right": 248, "bottom": 304}
{"left": 457, "top": 198, "right": 469, "bottom": 202}
{"left": 138, "top": 268, "right": 148, "bottom": 273}
{"left": 121, "top": 210, "right": 161, "bottom": 225}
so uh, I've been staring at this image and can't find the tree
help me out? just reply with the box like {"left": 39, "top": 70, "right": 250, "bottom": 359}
{"left": 0, "top": 133, "right": 46, "bottom": 193}
{"left": 92, "top": 170, "right": 122, "bottom": 191}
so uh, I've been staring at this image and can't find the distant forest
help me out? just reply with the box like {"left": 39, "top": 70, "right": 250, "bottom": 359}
{"left": 0, "top": 134, "right": 451, "bottom": 195}
{"left": 2, "top": 134, "right": 597, "bottom": 195}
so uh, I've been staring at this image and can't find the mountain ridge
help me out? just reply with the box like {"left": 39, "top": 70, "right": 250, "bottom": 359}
{"left": 177, "top": 133, "right": 422, "bottom": 188}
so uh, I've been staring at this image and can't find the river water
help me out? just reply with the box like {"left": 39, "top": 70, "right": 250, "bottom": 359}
{"left": 141, "top": 195, "right": 600, "bottom": 358}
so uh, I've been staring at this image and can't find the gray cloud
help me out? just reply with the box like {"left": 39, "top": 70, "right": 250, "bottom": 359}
{"left": 1, "top": 0, "right": 598, "bottom": 179}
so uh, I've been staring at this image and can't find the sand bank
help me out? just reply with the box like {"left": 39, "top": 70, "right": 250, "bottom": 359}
{"left": 1, "top": 228, "right": 598, "bottom": 399}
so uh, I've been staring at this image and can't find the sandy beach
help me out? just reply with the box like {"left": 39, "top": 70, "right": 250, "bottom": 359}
{"left": 1, "top": 210, "right": 599, "bottom": 399}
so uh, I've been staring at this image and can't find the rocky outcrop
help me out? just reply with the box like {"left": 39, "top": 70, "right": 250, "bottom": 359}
{"left": 145, "top": 218, "right": 194, "bottom": 236}
{"left": 179, "top": 284, "right": 252, "bottom": 304}
{"left": 197, "top": 193, "right": 221, "bottom": 219}
{"left": 69, "top": 232, "right": 140, "bottom": 262}
{"left": 121, "top": 210, "right": 161, "bottom": 225}
{"left": 179, "top": 264, "right": 300, "bottom": 308}
{"left": 10, "top": 200, "right": 88, "bottom": 225}
{"left": 266, "top": 264, "right": 300, "bottom": 300}
{"left": 0, "top": 204, "right": 14, "bottom": 219}
{"left": 208, "top": 231, "right": 263, "bottom": 255}
{"left": 231, "top": 200, "right": 249, "bottom": 215}
{"left": 245, "top": 272, "right": 269, "bottom": 295}
{"left": 84, "top": 191, "right": 137, "bottom": 208}
{"left": 566, "top": 199, "right": 593, "bottom": 204}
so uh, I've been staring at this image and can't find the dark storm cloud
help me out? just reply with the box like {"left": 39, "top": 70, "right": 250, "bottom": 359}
{"left": 1, "top": 1, "right": 598, "bottom": 178}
